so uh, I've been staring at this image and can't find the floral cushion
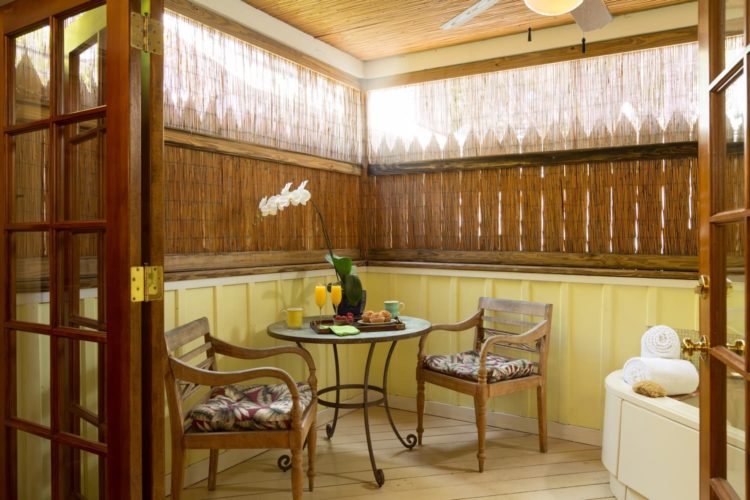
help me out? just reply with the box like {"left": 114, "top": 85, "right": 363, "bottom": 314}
{"left": 423, "top": 350, "right": 537, "bottom": 383}
{"left": 185, "top": 382, "right": 312, "bottom": 432}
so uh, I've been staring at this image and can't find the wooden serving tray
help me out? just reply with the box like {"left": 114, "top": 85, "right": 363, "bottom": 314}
{"left": 309, "top": 318, "right": 406, "bottom": 334}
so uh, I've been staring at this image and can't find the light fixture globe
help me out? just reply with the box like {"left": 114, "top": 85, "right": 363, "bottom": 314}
{"left": 524, "top": 0, "right": 584, "bottom": 16}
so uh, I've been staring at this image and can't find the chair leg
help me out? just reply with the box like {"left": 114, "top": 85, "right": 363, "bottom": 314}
{"left": 171, "top": 443, "right": 186, "bottom": 500}
{"left": 537, "top": 384, "right": 548, "bottom": 453}
{"left": 416, "top": 371, "right": 425, "bottom": 445}
{"left": 291, "top": 444, "right": 304, "bottom": 500}
{"left": 307, "top": 426, "right": 317, "bottom": 491}
{"left": 208, "top": 449, "right": 219, "bottom": 490}
{"left": 474, "top": 392, "right": 487, "bottom": 472}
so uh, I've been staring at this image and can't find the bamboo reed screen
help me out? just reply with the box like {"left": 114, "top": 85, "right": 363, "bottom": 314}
{"left": 368, "top": 37, "right": 745, "bottom": 165}
{"left": 164, "top": 145, "right": 360, "bottom": 254}
{"left": 365, "top": 157, "right": 716, "bottom": 257}
{"left": 163, "top": 11, "right": 362, "bottom": 164}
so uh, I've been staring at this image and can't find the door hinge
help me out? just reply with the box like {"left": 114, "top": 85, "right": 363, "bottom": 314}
{"left": 130, "top": 12, "right": 163, "bottom": 55}
{"left": 131, "top": 265, "right": 164, "bottom": 303}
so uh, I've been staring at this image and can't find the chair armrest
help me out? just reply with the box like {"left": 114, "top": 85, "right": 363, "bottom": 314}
{"left": 169, "top": 357, "right": 308, "bottom": 426}
{"left": 418, "top": 310, "right": 483, "bottom": 361}
{"left": 209, "top": 337, "right": 317, "bottom": 395}
{"left": 476, "top": 320, "right": 549, "bottom": 381}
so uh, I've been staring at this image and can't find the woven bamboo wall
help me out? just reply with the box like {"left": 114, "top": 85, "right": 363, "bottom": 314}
{"left": 365, "top": 157, "right": 713, "bottom": 257}
{"left": 164, "top": 145, "right": 360, "bottom": 254}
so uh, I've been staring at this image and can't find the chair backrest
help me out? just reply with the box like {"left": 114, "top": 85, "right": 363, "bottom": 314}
{"left": 475, "top": 297, "right": 553, "bottom": 373}
{"left": 164, "top": 317, "right": 218, "bottom": 421}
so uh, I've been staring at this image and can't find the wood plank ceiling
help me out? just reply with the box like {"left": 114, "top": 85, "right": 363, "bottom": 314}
{"left": 242, "top": 0, "right": 691, "bottom": 60}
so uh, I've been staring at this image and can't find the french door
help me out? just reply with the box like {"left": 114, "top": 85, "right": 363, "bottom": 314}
{"left": 0, "top": 0, "right": 164, "bottom": 498}
{"left": 699, "top": 0, "right": 750, "bottom": 498}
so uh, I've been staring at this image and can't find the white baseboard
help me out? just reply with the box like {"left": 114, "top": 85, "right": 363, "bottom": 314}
{"left": 166, "top": 394, "right": 601, "bottom": 494}
{"left": 386, "top": 394, "right": 602, "bottom": 447}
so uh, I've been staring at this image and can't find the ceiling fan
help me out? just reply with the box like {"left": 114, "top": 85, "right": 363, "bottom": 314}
{"left": 441, "top": 0, "right": 613, "bottom": 33}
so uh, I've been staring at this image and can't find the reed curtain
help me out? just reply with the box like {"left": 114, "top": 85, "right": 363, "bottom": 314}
{"left": 163, "top": 12, "right": 363, "bottom": 164}
{"left": 368, "top": 38, "right": 744, "bottom": 164}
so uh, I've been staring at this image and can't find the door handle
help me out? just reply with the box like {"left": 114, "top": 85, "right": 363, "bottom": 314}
{"left": 682, "top": 336, "right": 709, "bottom": 356}
{"left": 694, "top": 275, "right": 709, "bottom": 298}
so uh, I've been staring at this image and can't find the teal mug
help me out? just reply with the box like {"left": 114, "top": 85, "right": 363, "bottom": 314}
{"left": 384, "top": 300, "right": 405, "bottom": 318}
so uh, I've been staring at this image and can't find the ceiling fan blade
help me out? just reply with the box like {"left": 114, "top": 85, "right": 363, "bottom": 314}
{"left": 441, "top": 0, "right": 501, "bottom": 30}
{"left": 571, "top": 0, "right": 613, "bottom": 32}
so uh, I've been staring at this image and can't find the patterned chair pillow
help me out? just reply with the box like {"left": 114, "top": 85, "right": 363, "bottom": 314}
{"left": 185, "top": 382, "right": 313, "bottom": 432}
{"left": 423, "top": 350, "right": 537, "bottom": 383}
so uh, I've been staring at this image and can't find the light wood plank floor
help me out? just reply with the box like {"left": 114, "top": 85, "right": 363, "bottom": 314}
{"left": 180, "top": 408, "right": 613, "bottom": 499}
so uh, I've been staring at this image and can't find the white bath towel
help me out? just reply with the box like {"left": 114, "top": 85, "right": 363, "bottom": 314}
{"left": 641, "top": 325, "right": 681, "bottom": 359}
{"left": 622, "top": 357, "right": 699, "bottom": 396}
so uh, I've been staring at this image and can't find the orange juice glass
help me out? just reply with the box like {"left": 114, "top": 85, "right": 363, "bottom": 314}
{"left": 315, "top": 284, "right": 326, "bottom": 322}
{"left": 330, "top": 285, "right": 342, "bottom": 310}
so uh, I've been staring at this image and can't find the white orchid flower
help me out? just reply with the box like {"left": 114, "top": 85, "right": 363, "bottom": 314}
{"left": 259, "top": 181, "right": 311, "bottom": 215}
{"left": 295, "top": 180, "right": 311, "bottom": 205}
{"left": 259, "top": 196, "right": 270, "bottom": 216}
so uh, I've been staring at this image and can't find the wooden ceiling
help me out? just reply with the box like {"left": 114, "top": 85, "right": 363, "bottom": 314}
{"left": 242, "top": 0, "right": 691, "bottom": 61}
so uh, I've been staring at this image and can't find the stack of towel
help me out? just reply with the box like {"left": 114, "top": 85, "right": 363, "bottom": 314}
{"left": 622, "top": 325, "right": 699, "bottom": 396}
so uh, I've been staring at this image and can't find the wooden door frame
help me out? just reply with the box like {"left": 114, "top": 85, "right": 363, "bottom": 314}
{"left": 0, "top": 0, "right": 163, "bottom": 497}
{"left": 698, "top": 0, "right": 750, "bottom": 498}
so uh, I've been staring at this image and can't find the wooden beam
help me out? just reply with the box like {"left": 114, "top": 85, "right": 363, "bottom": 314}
{"left": 165, "top": 248, "right": 361, "bottom": 273}
{"left": 165, "top": 128, "right": 362, "bottom": 176}
{"left": 165, "top": 0, "right": 361, "bottom": 89}
{"left": 367, "top": 249, "right": 698, "bottom": 272}
{"left": 363, "top": 26, "right": 698, "bottom": 90}
{"left": 369, "top": 142, "right": 700, "bottom": 175}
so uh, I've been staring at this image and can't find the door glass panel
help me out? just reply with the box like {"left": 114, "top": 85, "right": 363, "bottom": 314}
{"left": 725, "top": 222, "right": 745, "bottom": 344}
{"left": 59, "top": 444, "right": 102, "bottom": 500}
{"left": 62, "top": 6, "right": 107, "bottom": 113}
{"left": 11, "top": 231, "right": 50, "bottom": 325}
{"left": 57, "top": 231, "right": 104, "bottom": 330}
{"left": 13, "top": 25, "right": 50, "bottom": 124}
{"left": 726, "top": 374, "right": 746, "bottom": 497}
{"left": 58, "top": 338, "right": 104, "bottom": 443}
{"left": 11, "top": 331, "right": 51, "bottom": 427}
{"left": 16, "top": 430, "right": 51, "bottom": 500}
{"left": 11, "top": 128, "right": 49, "bottom": 223}
{"left": 59, "top": 118, "right": 104, "bottom": 221}
{"left": 716, "top": 73, "right": 746, "bottom": 213}
{"left": 725, "top": 0, "right": 745, "bottom": 68}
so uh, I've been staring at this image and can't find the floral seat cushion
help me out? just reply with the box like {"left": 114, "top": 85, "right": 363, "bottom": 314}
{"left": 423, "top": 350, "right": 537, "bottom": 383}
{"left": 185, "top": 382, "right": 312, "bottom": 432}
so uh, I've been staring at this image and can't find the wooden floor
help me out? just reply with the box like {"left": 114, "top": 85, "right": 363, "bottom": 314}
{"left": 180, "top": 408, "right": 613, "bottom": 499}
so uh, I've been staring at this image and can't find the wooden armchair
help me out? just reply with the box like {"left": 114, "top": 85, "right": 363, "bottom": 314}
{"left": 164, "top": 317, "right": 317, "bottom": 499}
{"left": 417, "top": 297, "right": 552, "bottom": 472}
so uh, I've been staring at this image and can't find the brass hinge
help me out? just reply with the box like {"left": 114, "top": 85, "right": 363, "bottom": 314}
{"left": 130, "top": 266, "right": 164, "bottom": 303}
{"left": 130, "top": 12, "right": 163, "bottom": 55}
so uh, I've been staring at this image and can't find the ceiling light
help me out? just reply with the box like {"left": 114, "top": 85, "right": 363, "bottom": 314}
{"left": 524, "top": 0, "right": 584, "bottom": 16}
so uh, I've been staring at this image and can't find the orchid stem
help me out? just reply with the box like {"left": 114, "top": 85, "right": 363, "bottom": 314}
{"left": 310, "top": 200, "right": 342, "bottom": 284}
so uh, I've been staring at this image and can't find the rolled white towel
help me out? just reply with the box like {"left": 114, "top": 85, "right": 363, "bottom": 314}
{"left": 622, "top": 357, "right": 699, "bottom": 396}
{"left": 641, "top": 325, "right": 681, "bottom": 359}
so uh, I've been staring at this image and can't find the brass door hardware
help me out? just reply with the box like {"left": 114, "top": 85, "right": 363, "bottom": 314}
{"left": 727, "top": 339, "right": 745, "bottom": 356}
{"left": 130, "top": 265, "right": 164, "bottom": 302}
{"left": 682, "top": 335, "right": 709, "bottom": 356}
{"left": 694, "top": 275, "right": 709, "bottom": 298}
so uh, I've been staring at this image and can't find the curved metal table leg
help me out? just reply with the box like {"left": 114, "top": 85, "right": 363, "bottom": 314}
{"left": 363, "top": 343, "right": 385, "bottom": 486}
{"left": 326, "top": 344, "right": 341, "bottom": 439}
{"left": 382, "top": 341, "right": 418, "bottom": 449}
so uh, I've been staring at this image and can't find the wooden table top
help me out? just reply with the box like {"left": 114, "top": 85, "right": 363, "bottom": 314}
{"left": 267, "top": 316, "right": 431, "bottom": 344}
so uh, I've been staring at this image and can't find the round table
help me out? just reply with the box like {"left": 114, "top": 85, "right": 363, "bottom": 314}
{"left": 267, "top": 315, "right": 431, "bottom": 486}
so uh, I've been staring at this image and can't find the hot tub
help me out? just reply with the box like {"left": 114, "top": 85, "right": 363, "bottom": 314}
{"left": 602, "top": 370, "right": 745, "bottom": 500}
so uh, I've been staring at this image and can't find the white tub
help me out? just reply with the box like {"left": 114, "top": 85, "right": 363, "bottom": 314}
{"left": 602, "top": 370, "right": 745, "bottom": 500}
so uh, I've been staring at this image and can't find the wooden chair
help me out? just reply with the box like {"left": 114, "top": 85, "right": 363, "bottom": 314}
{"left": 416, "top": 297, "right": 553, "bottom": 472}
{"left": 164, "top": 317, "right": 317, "bottom": 499}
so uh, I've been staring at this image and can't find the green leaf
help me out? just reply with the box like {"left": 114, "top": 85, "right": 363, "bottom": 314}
{"left": 325, "top": 254, "right": 352, "bottom": 278}
{"left": 343, "top": 274, "right": 363, "bottom": 305}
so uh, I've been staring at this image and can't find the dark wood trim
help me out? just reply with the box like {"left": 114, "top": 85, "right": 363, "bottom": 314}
{"left": 359, "top": 92, "right": 369, "bottom": 261}
{"left": 165, "top": 248, "right": 361, "bottom": 274}
{"left": 369, "top": 142, "right": 702, "bottom": 175}
{"left": 142, "top": 0, "right": 165, "bottom": 494}
{"left": 367, "top": 249, "right": 698, "bottom": 272}
{"left": 166, "top": 260, "right": 366, "bottom": 282}
{"left": 0, "top": 7, "right": 9, "bottom": 493}
{"left": 365, "top": 260, "right": 697, "bottom": 280}
{"left": 0, "top": 0, "right": 92, "bottom": 34}
{"left": 105, "top": 1, "right": 142, "bottom": 498}
{"left": 164, "top": 0, "right": 361, "bottom": 89}
{"left": 363, "top": 26, "right": 698, "bottom": 90}
{"left": 165, "top": 128, "right": 362, "bottom": 176}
